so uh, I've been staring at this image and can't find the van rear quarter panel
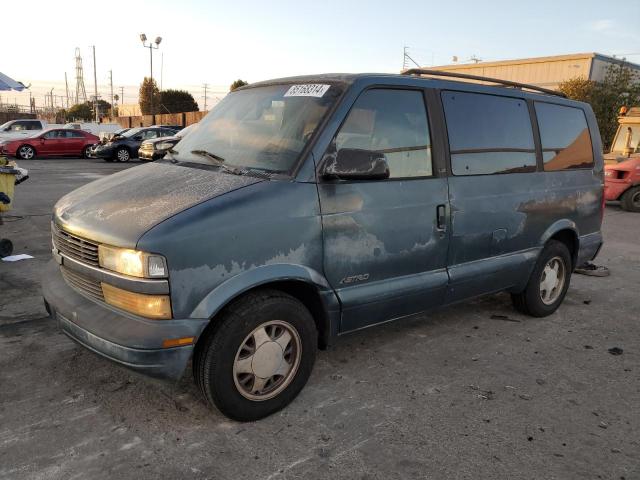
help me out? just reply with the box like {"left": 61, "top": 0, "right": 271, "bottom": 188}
{"left": 136, "top": 180, "right": 326, "bottom": 319}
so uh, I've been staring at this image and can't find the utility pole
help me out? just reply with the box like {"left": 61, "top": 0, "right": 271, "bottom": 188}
{"left": 119, "top": 86, "right": 125, "bottom": 106}
{"left": 64, "top": 72, "right": 70, "bottom": 109}
{"left": 92, "top": 45, "right": 98, "bottom": 122}
{"left": 109, "top": 70, "right": 114, "bottom": 119}
{"left": 202, "top": 83, "right": 209, "bottom": 111}
{"left": 160, "top": 53, "right": 164, "bottom": 91}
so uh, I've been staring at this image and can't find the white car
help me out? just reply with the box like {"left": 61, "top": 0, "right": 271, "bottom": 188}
{"left": 0, "top": 119, "right": 47, "bottom": 141}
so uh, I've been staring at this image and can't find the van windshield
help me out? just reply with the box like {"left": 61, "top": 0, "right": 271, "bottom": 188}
{"left": 169, "top": 83, "right": 343, "bottom": 173}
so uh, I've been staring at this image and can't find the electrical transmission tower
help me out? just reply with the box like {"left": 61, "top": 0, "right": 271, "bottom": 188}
{"left": 74, "top": 48, "right": 87, "bottom": 105}
{"left": 202, "top": 83, "right": 209, "bottom": 111}
{"left": 402, "top": 46, "right": 421, "bottom": 71}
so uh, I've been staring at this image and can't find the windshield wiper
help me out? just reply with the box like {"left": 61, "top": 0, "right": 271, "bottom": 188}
{"left": 190, "top": 150, "right": 244, "bottom": 175}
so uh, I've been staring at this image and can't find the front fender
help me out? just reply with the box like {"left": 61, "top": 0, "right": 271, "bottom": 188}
{"left": 189, "top": 263, "right": 338, "bottom": 320}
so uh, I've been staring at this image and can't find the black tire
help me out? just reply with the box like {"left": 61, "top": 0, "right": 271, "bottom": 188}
{"left": 17, "top": 145, "right": 35, "bottom": 160}
{"left": 193, "top": 289, "right": 317, "bottom": 421}
{"left": 82, "top": 146, "right": 92, "bottom": 159}
{"left": 620, "top": 186, "right": 640, "bottom": 212}
{"left": 511, "top": 240, "right": 572, "bottom": 317}
{"left": 115, "top": 147, "right": 130, "bottom": 162}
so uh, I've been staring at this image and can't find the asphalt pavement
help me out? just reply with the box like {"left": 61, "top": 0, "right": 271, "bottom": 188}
{"left": 1, "top": 158, "right": 638, "bottom": 480}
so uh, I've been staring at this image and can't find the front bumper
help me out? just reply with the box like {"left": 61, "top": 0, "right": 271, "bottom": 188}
{"left": 604, "top": 178, "right": 630, "bottom": 201}
{"left": 138, "top": 148, "right": 164, "bottom": 161}
{"left": 93, "top": 146, "right": 115, "bottom": 159}
{"left": 42, "top": 260, "right": 208, "bottom": 380}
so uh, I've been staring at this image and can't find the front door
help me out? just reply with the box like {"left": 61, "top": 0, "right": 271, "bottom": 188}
{"left": 318, "top": 88, "right": 450, "bottom": 333}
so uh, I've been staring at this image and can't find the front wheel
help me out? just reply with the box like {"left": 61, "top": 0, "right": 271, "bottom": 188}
{"left": 82, "top": 146, "right": 92, "bottom": 159}
{"left": 17, "top": 145, "right": 35, "bottom": 160}
{"left": 193, "top": 289, "right": 317, "bottom": 421}
{"left": 511, "top": 240, "right": 572, "bottom": 317}
{"left": 115, "top": 148, "right": 130, "bottom": 162}
{"left": 620, "top": 186, "right": 640, "bottom": 212}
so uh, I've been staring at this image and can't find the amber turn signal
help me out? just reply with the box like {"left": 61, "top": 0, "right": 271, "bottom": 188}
{"left": 101, "top": 282, "right": 172, "bottom": 319}
{"left": 162, "top": 337, "right": 195, "bottom": 348}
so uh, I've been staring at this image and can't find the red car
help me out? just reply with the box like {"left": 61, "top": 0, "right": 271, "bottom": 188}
{"left": 0, "top": 129, "right": 99, "bottom": 160}
{"left": 604, "top": 157, "right": 640, "bottom": 212}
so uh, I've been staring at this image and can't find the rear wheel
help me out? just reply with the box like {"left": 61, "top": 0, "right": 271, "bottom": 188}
{"left": 115, "top": 148, "right": 130, "bottom": 162}
{"left": 17, "top": 145, "right": 35, "bottom": 160}
{"left": 193, "top": 289, "right": 317, "bottom": 421}
{"left": 511, "top": 240, "right": 572, "bottom": 317}
{"left": 620, "top": 186, "right": 640, "bottom": 212}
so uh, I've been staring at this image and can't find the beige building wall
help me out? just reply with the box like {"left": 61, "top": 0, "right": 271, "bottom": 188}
{"left": 117, "top": 103, "right": 142, "bottom": 117}
{"left": 429, "top": 53, "right": 640, "bottom": 90}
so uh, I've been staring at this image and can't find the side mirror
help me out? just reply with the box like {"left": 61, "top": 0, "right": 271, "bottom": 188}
{"left": 322, "top": 148, "right": 390, "bottom": 181}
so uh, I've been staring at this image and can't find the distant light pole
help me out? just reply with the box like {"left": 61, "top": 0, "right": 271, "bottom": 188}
{"left": 140, "top": 33, "right": 162, "bottom": 114}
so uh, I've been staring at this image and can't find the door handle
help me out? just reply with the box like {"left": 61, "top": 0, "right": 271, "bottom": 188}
{"left": 436, "top": 204, "right": 447, "bottom": 231}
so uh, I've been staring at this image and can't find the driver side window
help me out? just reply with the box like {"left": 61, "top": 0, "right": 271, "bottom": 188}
{"left": 335, "top": 89, "right": 433, "bottom": 178}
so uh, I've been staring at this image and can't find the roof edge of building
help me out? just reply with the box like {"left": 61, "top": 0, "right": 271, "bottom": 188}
{"left": 430, "top": 52, "right": 640, "bottom": 71}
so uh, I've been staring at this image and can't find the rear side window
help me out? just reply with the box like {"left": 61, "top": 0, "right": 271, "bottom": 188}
{"left": 442, "top": 91, "right": 536, "bottom": 175}
{"left": 535, "top": 103, "right": 593, "bottom": 171}
{"left": 336, "top": 88, "right": 433, "bottom": 178}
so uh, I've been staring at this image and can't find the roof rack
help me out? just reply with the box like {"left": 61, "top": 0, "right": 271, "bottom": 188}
{"left": 401, "top": 68, "right": 566, "bottom": 98}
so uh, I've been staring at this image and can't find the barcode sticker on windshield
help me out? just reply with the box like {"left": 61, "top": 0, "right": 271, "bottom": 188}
{"left": 284, "top": 84, "right": 330, "bottom": 97}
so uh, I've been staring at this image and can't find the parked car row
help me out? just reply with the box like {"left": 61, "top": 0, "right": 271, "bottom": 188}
{"left": 89, "top": 126, "right": 180, "bottom": 162}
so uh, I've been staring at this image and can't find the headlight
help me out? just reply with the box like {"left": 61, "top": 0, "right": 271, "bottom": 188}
{"left": 98, "top": 244, "right": 168, "bottom": 278}
{"left": 155, "top": 141, "right": 175, "bottom": 151}
{"left": 102, "top": 282, "right": 172, "bottom": 319}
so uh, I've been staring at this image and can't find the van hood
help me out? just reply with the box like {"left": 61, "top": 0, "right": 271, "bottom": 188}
{"left": 53, "top": 162, "right": 262, "bottom": 248}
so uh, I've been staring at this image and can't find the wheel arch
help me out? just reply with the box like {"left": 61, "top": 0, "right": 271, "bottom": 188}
{"left": 190, "top": 264, "right": 340, "bottom": 350}
{"left": 539, "top": 220, "right": 579, "bottom": 268}
{"left": 16, "top": 143, "right": 36, "bottom": 158}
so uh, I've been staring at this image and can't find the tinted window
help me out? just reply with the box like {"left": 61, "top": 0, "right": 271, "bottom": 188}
{"left": 26, "top": 121, "right": 41, "bottom": 130}
{"left": 442, "top": 91, "right": 536, "bottom": 175}
{"left": 66, "top": 130, "right": 85, "bottom": 138}
{"left": 335, "top": 89, "right": 432, "bottom": 178}
{"left": 535, "top": 102, "right": 593, "bottom": 171}
{"left": 44, "top": 130, "right": 65, "bottom": 139}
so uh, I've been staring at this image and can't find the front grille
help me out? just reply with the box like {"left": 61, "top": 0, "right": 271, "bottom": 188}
{"left": 52, "top": 224, "right": 100, "bottom": 267}
{"left": 61, "top": 266, "right": 104, "bottom": 302}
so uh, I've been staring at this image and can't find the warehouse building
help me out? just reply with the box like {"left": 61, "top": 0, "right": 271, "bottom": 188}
{"left": 429, "top": 52, "right": 640, "bottom": 90}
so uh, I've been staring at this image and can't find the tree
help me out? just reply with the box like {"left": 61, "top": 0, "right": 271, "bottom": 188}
{"left": 157, "top": 89, "right": 199, "bottom": 113}
{"left": 139, "top": 77, "right": 160, "bottom": 115}
{"left": 230, "top": 79, "right": 249, "bottom": 91}
{"left": 66, "top": 103, "right": 92, "bottom": 121}
{"left": 558, "top": 62, "right": 640, "bottom": 150}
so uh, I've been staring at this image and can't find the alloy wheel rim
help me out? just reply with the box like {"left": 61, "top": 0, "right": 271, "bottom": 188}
{"left": 117, "top": 149, "right": 129, "bottom": 161}
{"left": 539, "top": 256, "right": 566, "bottom": 305}
{"left": 20, "top": 147, "right": 33, "bottom": 159}
{"left": 233, "top": 320, "right": 301, "bottom": 401}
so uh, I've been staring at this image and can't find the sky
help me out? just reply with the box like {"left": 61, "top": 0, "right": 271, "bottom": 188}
{"left": 2, "top": 0, "right": 639, "bottom": 111}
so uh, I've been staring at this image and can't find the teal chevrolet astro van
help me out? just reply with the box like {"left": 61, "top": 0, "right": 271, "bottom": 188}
{"left": 44, "top": 71, "right": 604, "bottom": 421}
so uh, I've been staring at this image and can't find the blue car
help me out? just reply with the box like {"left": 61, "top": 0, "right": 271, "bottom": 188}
{"left": 43, "top": 72, "right": 604, "bottom": 421}
{"left": 92, "top": 126, "right": 178, "bottom": 162}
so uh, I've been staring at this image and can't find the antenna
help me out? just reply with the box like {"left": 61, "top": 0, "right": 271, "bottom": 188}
{"left": 74, "top": 47, "right": 87, "bottom": 104}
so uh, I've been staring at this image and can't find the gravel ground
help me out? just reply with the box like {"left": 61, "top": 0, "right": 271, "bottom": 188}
{"left": 1, "top": 159, "right": 638, "bottom": 480}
